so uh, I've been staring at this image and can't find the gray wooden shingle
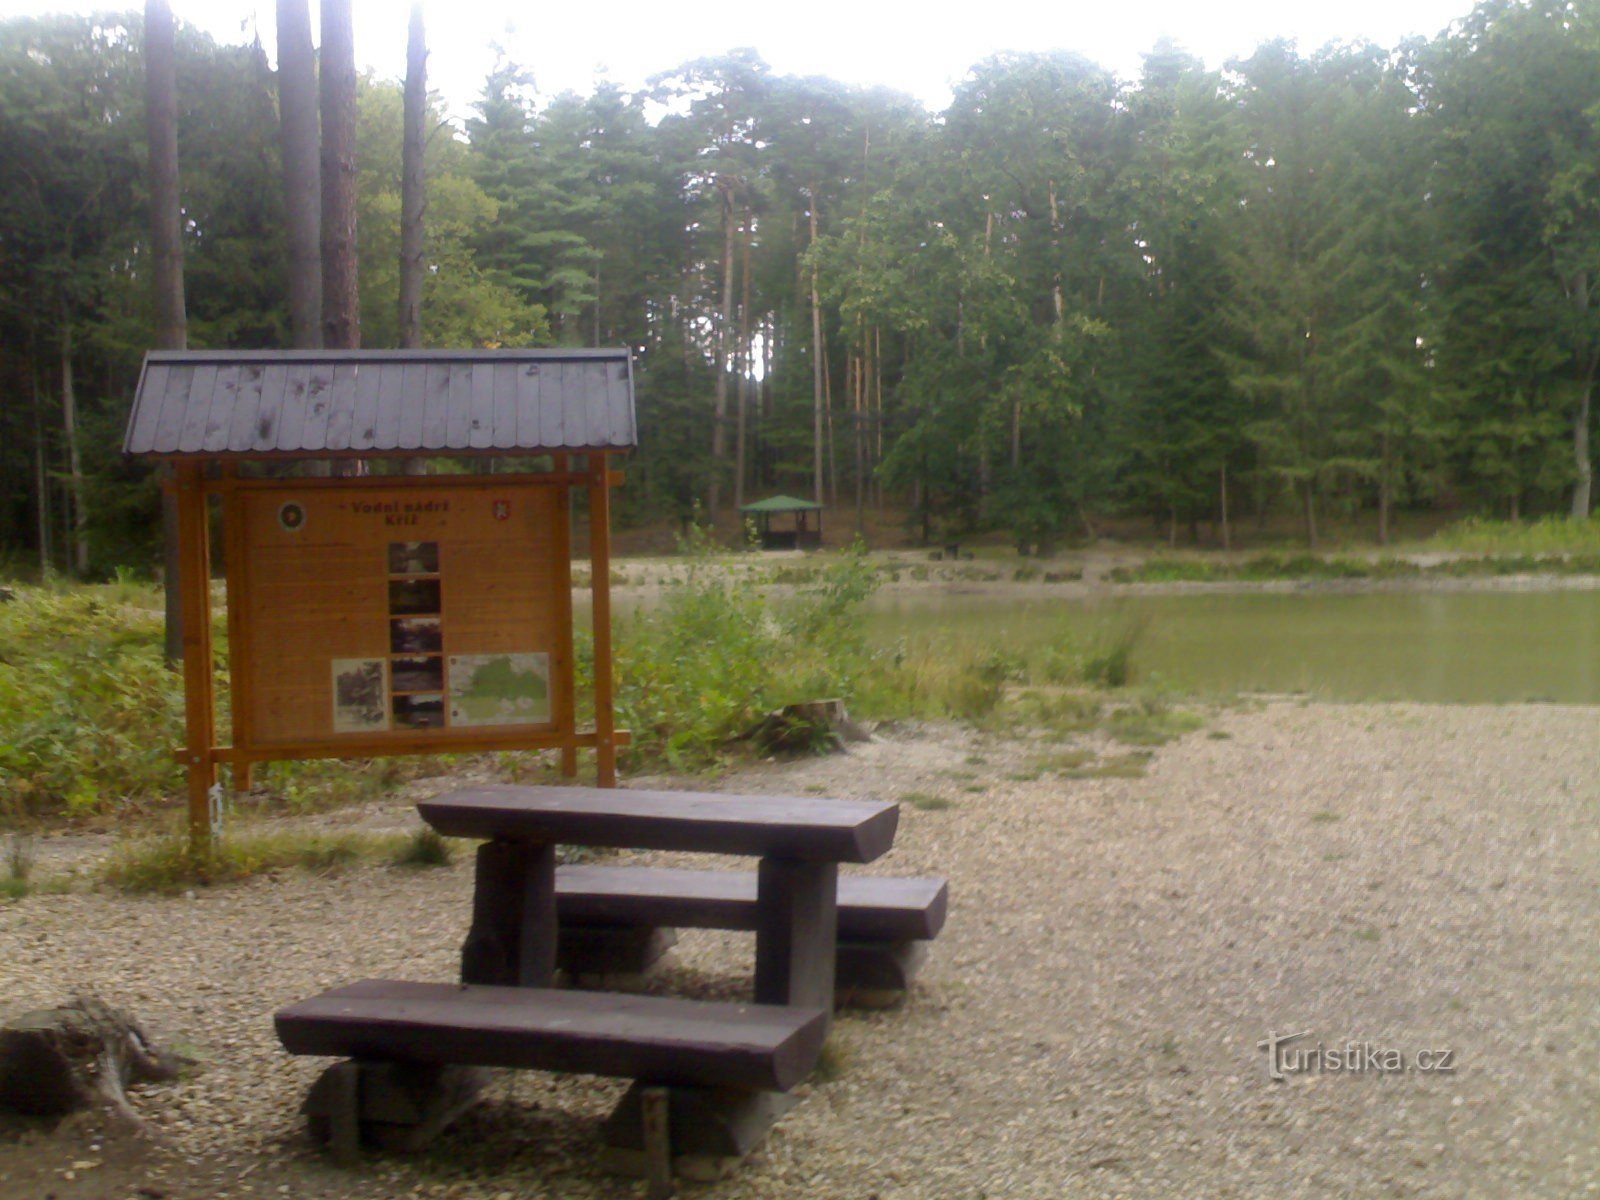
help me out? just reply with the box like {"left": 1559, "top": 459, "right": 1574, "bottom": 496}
{"left": 124, "top": 349, "right": 637, "bottom": 458}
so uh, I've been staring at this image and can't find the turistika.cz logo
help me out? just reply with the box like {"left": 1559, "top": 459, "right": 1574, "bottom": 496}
{"left": 1258, "top": 1031, "right": 1457, "bottom": 1080}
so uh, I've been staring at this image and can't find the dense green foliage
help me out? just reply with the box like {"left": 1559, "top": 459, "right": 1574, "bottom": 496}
{"left": 6, "top": 1, "right": 1600, "bottom": 572}
{"left": 2, "top": 563, "right": 1168, "bottom": 815}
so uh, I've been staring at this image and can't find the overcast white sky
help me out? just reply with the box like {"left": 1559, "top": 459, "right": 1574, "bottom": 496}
{"left": 2, "top": 0, "right": 1474, "bottom": 121}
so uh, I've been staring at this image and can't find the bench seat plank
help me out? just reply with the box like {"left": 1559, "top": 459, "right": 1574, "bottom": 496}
{"left": 275, "top": 980, "right": 827, "bottom": 1093}
{"left": 556, "top": 866, "right": 948, "bottom": 942}
{"left": 419, "top": 785, "right": 899, "bottom": 864}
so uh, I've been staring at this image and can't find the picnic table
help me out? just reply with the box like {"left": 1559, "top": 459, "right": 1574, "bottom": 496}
{"left": 420, "top": 784, "right": 900, "bottom": 1015}
{"left": 276, "top": 784, "right": 904, "bottom": 1183}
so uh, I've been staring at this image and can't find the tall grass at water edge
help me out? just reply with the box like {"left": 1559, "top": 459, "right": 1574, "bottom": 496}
{"left": 3, "top": 551, "right": 1160, "bottom": 822}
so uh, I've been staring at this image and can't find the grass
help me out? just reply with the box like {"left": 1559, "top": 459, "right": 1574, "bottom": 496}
{"left": 1, "top": 831, "right": 35, "bottom": 900}
{"left": 1109, "top": 545, "right": 1600, "bottom": 584}
{"left": 392, "top": 826, "right": 454, "bottom": 868}
{"left": 5, "top": 544, "right": 1208, "bottom": 830}
{"left": 1105, "top": 697, "right": 1205, "bottom": 746}
{"left": 1062, "top": 752, "right": 1153, "bottom": 780}
{"left": 900, "top": 791, "right": 954, "bottom": 812}
{"left": 1310, "top": 810, "right": 1342, "bottom": 823}
{"left": 0, "top": 582, "right": 455, "bottom": 823}
{"left": 1027, "top": 749, "right": 1097, "bottom": 773}
{"left": 1431, "top": 515, "right": 1600, "bottom": 555}
{"left": 99, "top": 829, "right": 407, "bottom": 894}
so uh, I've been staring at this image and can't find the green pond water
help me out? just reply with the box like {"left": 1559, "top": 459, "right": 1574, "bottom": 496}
{"left": 860, "top": 589, "right": 1600, "bottom": 704}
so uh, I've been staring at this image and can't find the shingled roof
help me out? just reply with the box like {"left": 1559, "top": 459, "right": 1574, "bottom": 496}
{"left": 123, "top": 348, "right": 636, "bottom": 459}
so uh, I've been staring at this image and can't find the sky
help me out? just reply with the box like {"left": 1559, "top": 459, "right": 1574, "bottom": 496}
{"left": 0, "top": 0, "right": 1475, "bottom": 122}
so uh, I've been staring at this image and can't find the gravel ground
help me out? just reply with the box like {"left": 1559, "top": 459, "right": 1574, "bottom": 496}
{"left": 2, "top": 701, "right": 1597, "bottom": 1200}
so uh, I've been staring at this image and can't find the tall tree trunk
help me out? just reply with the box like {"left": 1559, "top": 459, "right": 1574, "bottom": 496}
{"left": 145, "top": 0, "right": 185, "bottom": 352}
{"left": 398, "top": 2, "right": 426, "bottom": 351}
{"left": 59, "top": 311, "right": 87, "bottom": 576}
{"left": 734, "top": 209, "right": 752, "bottom": 512}
{"left": 146, "top": 0, "right": 186, "bottom": 663}
{"left": 708, "top": 180, "right": 736, "bottom": 520}
{"left": 852, "top": 349, "right": 865, "bottom": 537}
{"left": 31, "top": 353, "right": 52, "bottom": 577}
{"left": 1377, "top": 430, "right": 1391, "bottom": 546}
{"left": 824, "top": 337, "right": 838, "bottom": 510}
{"left": 276, "top": 0, "right": 320, "bottom": 348}
{"left": 809, "top": 195, "right": 825, "bottom": 506}
{"left": 1302, "top": 480, "right": 1318, "bottom": 551}
{"left": 319, "top": 0, "right": 359, "bottom": 350}
{"left": 1568, "top": 271, "right": 1595, "bottom": 519}
{"left": 1572, "top": 347, "right": 1598, "bottom": 519}
{"left": 1219, "top": 462, "right": 1231, "bottom": 552}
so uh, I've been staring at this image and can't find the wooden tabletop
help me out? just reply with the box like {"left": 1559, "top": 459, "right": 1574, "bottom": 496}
{"left": 418, "top": 785, "right": 899, "bottom": 864}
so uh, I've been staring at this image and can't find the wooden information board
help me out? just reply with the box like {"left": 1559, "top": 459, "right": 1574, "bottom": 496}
{"left": 223, "top": 478, "right": 574, "bottom": 759}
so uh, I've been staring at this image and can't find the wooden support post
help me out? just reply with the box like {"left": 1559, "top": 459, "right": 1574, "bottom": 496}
{"left": 753, "top": 858, "right": 838, "bottom": 1022}
{"left": 459, "top": 840, "right": 557, "bottom": 987}
{"left": 642, "top": 1086, "right": 673, "bottom": 1200}
{"left": 173, "top": 460, "right": 217, "bottom": 851}
{"left": 600, "top": 1084, "right": 796, "bottom": 1180}
{"left": 218, "top": 470, "right": 254, "bottom": 793}
{"left": 588, "top": 453, "right": 618, "bottom": 787}
{"left": 327, "top": 1060, "right": 361, "bottom": 1167}
{"left": 552, "top": 452, "right": 579, "bottom": 779}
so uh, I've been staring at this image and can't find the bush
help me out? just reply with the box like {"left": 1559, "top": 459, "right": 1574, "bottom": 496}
{"left": 612, "top": 532, "right": 879, "bottom": 770}
{"left": 1435, "top": 515, "right": 1600, "bottom": 554}
{"left": 0, "top": 585, "right": 187, "bottom": 816}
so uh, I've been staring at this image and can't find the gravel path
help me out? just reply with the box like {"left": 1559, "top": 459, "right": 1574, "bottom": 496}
{"left": 3, "top": 701, "right": 1597, "bottom": 1199}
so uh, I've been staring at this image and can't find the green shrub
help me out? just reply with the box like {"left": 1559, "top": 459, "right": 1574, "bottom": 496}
{"left": 611, "top": 533, "right": 879, "bottom": 771}
{"left": 0, "top": 586, "right": 187, "bottom": 816}
{"left": 1434, "top": 515, "right": 1600, "bottom": 554}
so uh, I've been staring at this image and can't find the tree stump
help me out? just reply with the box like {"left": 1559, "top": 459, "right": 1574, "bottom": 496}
{"left": 0, "top": 997, "right": 180, "bottom": 1121}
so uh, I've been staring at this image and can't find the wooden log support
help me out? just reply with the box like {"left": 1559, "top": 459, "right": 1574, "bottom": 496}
{"left": 599, "top": 1083, "right": 798, "bottom": 1183}
{"left": 303, "top": 1061, "right": 487, "bottom": 1158}
{"left": 327, "top": 1060, "right": 361, "bottom": 1167}
{"left": 754, "top": 858, "right": 838, "bottom": 1018}
{"left": 835, "top": 940, "right": 929, "bottom": 1008}
{"left": 558, "top": 924, "right": 677, "bottom": 985}
{"left": 642, "top": 1086, "right": 673, "bottom": 1200}
{"left": 460, "top": 840, "right": 557, "bottom": 988}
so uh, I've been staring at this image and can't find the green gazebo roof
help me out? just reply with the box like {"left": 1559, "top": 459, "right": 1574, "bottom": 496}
{"left": 738, "top": 494, "right": 823, "bottom": 514}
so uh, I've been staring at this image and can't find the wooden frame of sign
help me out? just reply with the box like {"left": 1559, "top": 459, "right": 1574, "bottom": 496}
{"left": 169, "top": 453, "right": 626, "bottom": 848}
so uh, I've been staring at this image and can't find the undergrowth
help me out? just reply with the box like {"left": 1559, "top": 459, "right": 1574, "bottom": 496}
{"left": 609, "top": 528, "right": 877, "bottom": 771}
{"left": 1432, "top": 515, "right": 1600, "bottom": 555}
{"left": 1111, "top": 549, "right": 1600, "bottom": 583}
{"left": 0, "top": 584, "right": 187, "bottom": 817}
{"left": 99, "top": 829, "right": 410, "bottom": 894}
{"left": 7, "top": 548, "right": 1180, "bottom": 822}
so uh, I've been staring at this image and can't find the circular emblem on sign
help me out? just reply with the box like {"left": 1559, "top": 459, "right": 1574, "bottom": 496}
{"left": 278, "top": 501, "right": 307, "bottom": 532}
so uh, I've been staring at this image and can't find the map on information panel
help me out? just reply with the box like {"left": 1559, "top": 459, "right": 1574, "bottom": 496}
{"left": 447, "top": 652, "right": 550, "bottom": 727}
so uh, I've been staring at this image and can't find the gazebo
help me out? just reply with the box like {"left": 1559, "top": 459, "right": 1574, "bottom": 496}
{"left": 739, "top": 494, "right": 823, "bottom": 550}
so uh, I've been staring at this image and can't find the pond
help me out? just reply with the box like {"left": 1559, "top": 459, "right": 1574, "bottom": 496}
{"left": 861, "top": 588, "right": 1600, "bottom": 704}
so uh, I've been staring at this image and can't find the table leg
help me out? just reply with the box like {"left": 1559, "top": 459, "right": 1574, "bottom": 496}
{"left": 753, "top": 858, "right": 837, "bottom": 1020}
{"left": 460, "top": 840, "right": 557, "bottom": 987}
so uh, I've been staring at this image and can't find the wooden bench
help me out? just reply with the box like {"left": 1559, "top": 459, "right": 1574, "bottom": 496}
{"left": 554, "top": 865, "right": 948, "bottom": 1003}
{"left": 277, "top": 786, "right": 904, "bottom": 1183}
{"left": 276, "top": 979, "right": 827, "bottom": 1172}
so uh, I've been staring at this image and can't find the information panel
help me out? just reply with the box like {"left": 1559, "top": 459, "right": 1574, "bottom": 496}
{"left": 231, "top": 482, "right": 566, "bottom": 749}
